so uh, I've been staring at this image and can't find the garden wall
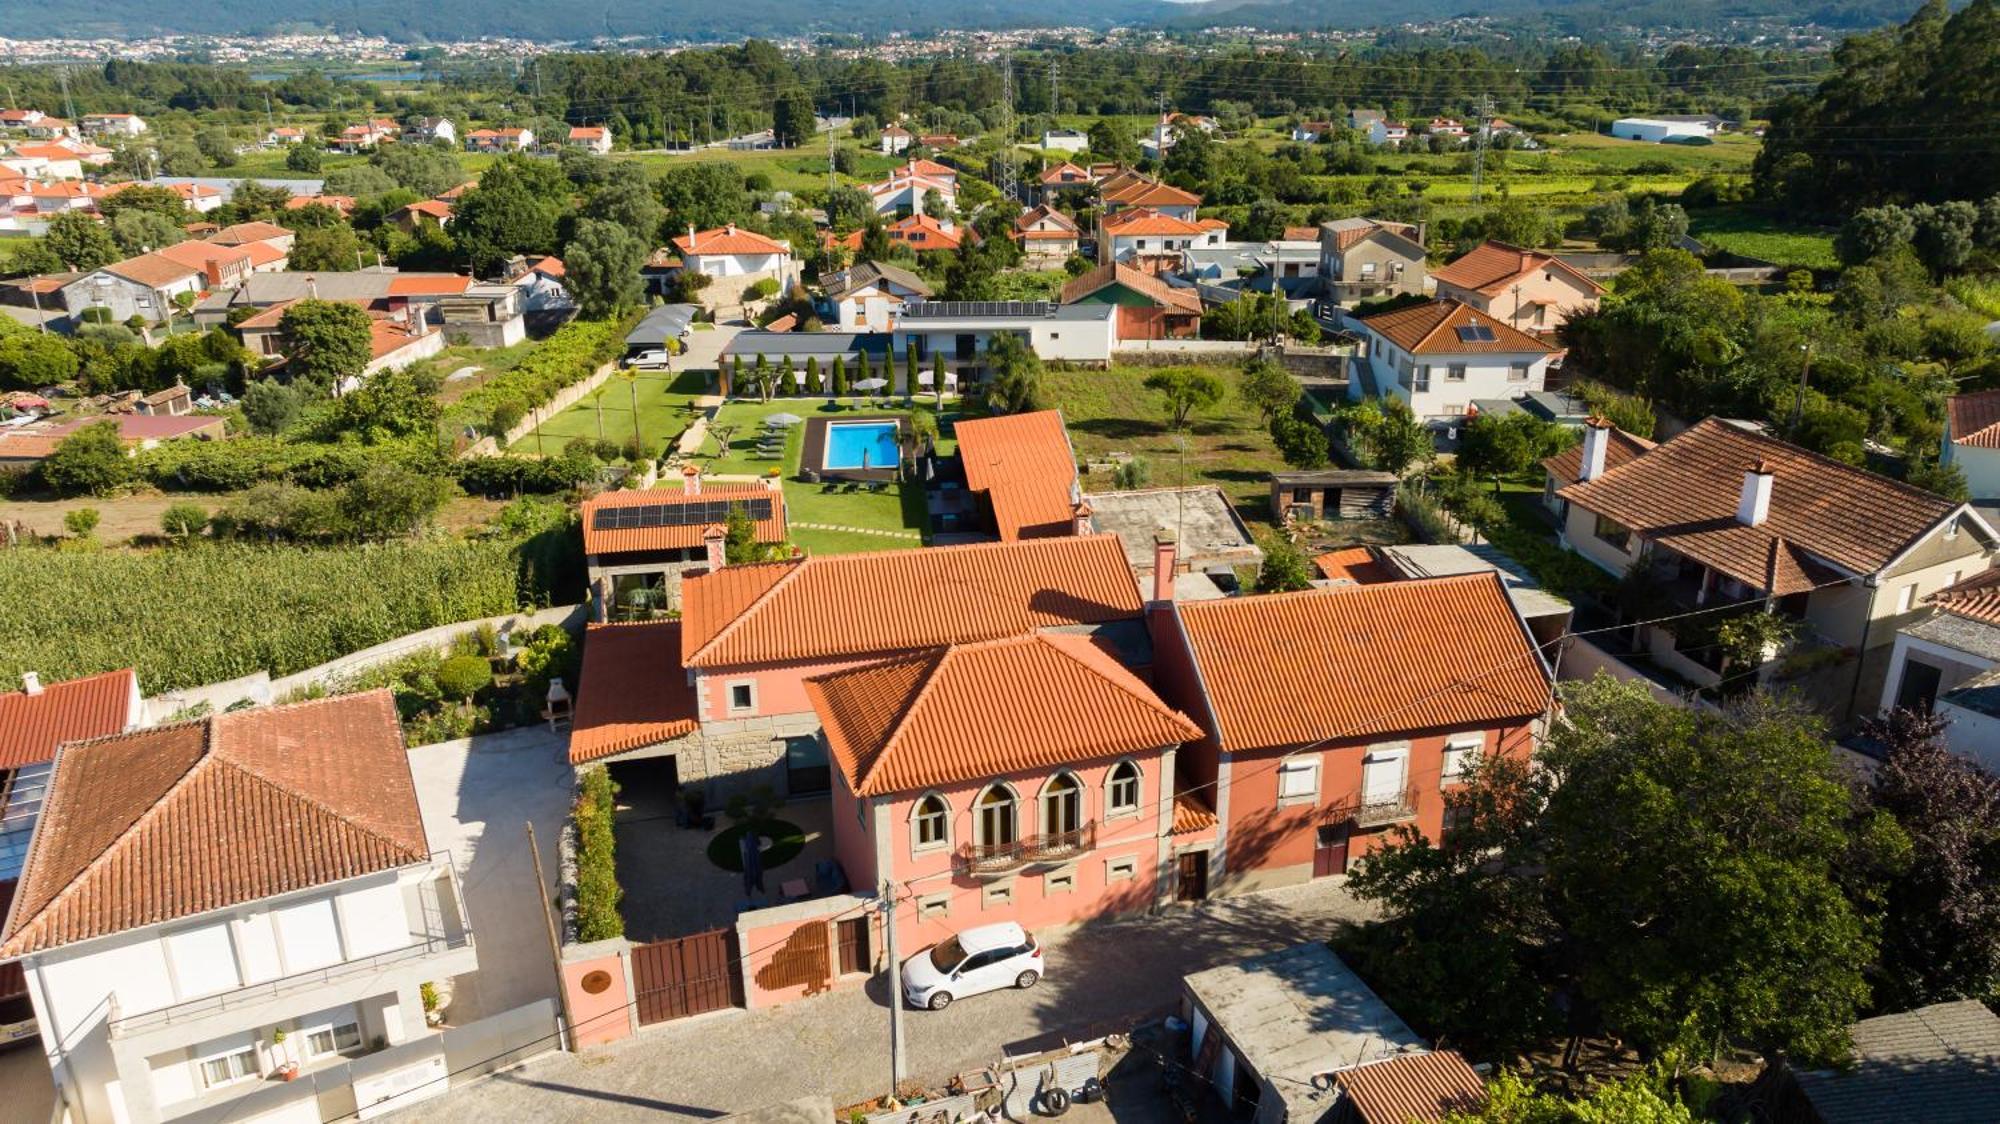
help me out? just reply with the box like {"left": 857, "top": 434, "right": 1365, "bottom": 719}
{"left": 142, "top": 603, "right": 586, "bottom": 723}
{"left": 460, "top": 360, "right": 618, "bottom": 458}
{"left": 735, "top": 893, "right": 876, "bottom": 1010}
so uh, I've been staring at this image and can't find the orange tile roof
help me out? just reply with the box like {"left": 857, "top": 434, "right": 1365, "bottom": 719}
{"left": 1015, "top": 204, "right": 1080, "bottom": 237}
{"left": 1040, "top": 162, "right": 1091, "bottom": 185}
{"left": 285, "top": 194, "right": 355, "bottom": 214}
{"left": 1432, "top": 240, "right": 1602, "bottom": 297}
{"left": 1060, "top": 262, "right": 1202, "bottom": 315}
{"left": 674, "top": 224, "right": 791, "bottom": 257}
{"left": 385, "top": 274, "right": 471, "bottom": 296}
{"left": 1334, "top": 1051, "right": 1488, "bottom": 1123}
{"left": 1281, "top": 225, "right": 1319, "bottom": 242}
{"left": 1948, "top": 389, "right": 2000, "bottom": 450}
{"left": 569, "top": 622, "right": 700, "bottom": 764}
{"left": 680, "top": 535, "right": 1143, "bottom": 669}
{"left": 207, "top": 221, "right": 292, "bottom": 245}
{"left": 580, "top": 483, "right": 788, "bottom": 555}
{"left": 103, "top": 251, "right": 201, "bottom": 288}
{"left": 569, "top": 126, "right": 608, "bottom": 140}
{"left": 1176, "top": 573, "right": 1551, "bottom": 752}
{"left": 1313, "top": 546, "right": 1396, "bottom": 585}
{"left": 153, "top": 240, "right": 249, "bottom": 273}
{"left": 1, "top": 691, "right": 428, "bottom": 958}
{"left": 953, "top": 409, "right": 1081, "bottom": 541}
{"left": 884, "top": 213, "right": 962, "bottom": 251}
{"left": 1101, "top": 208, "right": 1206, "bottom": 238}
{"left": 1930, "top": 567, "right": 2000, "bottom": 626}
{"left": 1103, "top": 178, "right": 1201, "bottom": 209}
{"left": 809, "top": 632, "right": 1200, "bottom": 797}
{"left": 368, "top": 320, "right": 425, "bottom": 359}
{"left": 397, "top": 199, "right": 454, "bottom": 221}
{"left": 0, "top": 669, "right": 135, "bottom": 772}
{"left": 1558, "top": 418, "right": 1962, "bottom": 593}
{"left": 1540, "top": 425, "right": 1655, "bottom": 486}
{"left": 1323, "top": 217, "right": 1421, "bottom": 252}
{"left": 239, "top": 240, "right": 287, "bottom": 267}
{"left": 1171, "top": 791, "right": 1217, "bottom": 834}
{"left": 1358, "top": 299, "right": 1556, "bottom": 356}
{"left": 901, "top": 157, "right": 956, "bottom": 178}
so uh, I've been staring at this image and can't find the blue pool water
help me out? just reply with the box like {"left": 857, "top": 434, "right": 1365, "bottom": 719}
{"left": 823, "top": 421, "right": 901, "bottom": 471}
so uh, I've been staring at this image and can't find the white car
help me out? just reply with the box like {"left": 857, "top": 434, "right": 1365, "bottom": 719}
{"left": 627, "top": 350, "right": 673, "bottom": 370}
{"left": 901, "top": 921, "right": 1043, "bottom": 1010}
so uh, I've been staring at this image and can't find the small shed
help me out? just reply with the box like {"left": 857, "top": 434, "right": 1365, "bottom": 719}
{"left": 625, "top": 304, "right": 699, "bottom": 355}
{"left": 1180, "top": 943, "right": 1433, "bottom": 1123}
{"left": 1777, "top": 1000, "right": 2000, "bottom": 1124}
{"left": 1271, "top": 470, "right": 1399, "bottom": 522}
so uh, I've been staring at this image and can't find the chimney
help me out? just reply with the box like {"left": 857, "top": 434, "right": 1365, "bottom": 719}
{"left": 1578, "top": 416, "right": 1611, "bottom": 482}
{"left": 20, "top": 671, "right": 42, "bottom": 696}
{"left": 305, "top": 275, "right": 317, "bottom": 300}
{"left": 682, "top": 464, "right": 702, "bottom": 495}
{"left": 1152, "top": 528, "right": 1177, "bottom": 604}
{"left": 1737, "top": 460, "right": 1774, "bottom": 527}
{"left": 725, "top": 223, "right": 736, "bottom": 236}
{"left": 1071, "top": 500, "right": 1093, "bottom": 537}
{"left": 703, "top": 523, "right": 727, "bottom": 573}
{"left": 686, "top": 224, "right": 696, "bottom": 250}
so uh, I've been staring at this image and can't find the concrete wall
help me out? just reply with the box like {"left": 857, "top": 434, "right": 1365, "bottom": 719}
{"left": 1437, "top": 268, "right": 1599, "bottom": 335}
{"left": 558, "top": 941, "right": 637, "bottom": 1048}
{"left": 1946, "top": 442, "right": 2000, "bottom": 501}
{"left": 735, "top": 894, "right": 874, "bottom": 1010}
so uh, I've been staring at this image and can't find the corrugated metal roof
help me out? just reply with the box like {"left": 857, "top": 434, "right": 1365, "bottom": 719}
{"left": 1334, "top": 1050, "right": 1487, "bottom": 1122}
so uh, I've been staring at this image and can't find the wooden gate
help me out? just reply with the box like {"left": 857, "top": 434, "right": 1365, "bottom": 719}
{"left": 835, "top": 916, "right": 870, "bottom": 976}
{"left": 631, "top": 928, "right": 741, "bottom": 1025}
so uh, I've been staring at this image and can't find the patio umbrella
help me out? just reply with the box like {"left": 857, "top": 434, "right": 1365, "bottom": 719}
{"left": 853, "top": 377, "right": 887, "bottom": 391}
{"left": 764, "top": 412, "right": 804, "bottom": 427}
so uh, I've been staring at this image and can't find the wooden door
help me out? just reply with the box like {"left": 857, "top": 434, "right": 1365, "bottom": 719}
{"left": 1176, "top": 851, "right": 1208, "bottom": 902}
{"left": 835, "top": 916, "right": 870, "bottom": 976}
{"left": 1312, "top": 823, "right": 1350, "bottom": 878}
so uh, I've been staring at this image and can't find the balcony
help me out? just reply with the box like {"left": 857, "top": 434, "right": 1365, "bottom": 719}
{"left": 956, "top": 822, "right": 1097, "bottom": 876}
{"left": 1348, "top": 786, "right": 1420, "bottom": 829}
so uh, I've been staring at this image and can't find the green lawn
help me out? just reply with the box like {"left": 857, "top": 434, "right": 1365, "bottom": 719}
{"left": 1688, "top": 206, "right": 1839, "bottom": 269}
{"left": 1047, "top": 363, "right": 1287, "bottom": 523}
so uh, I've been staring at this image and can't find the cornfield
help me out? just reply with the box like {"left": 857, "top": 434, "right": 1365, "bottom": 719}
{"left": 0, "top": 540, "right": 526, "bottom": 693}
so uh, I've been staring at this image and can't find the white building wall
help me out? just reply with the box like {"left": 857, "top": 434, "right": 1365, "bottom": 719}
{"left": 1030, "top": 319, "right": 1115, "bottom": 363}
{"left": 689, "top": 251, "right": 789, "bottom": 279}
{"left": 1610, "top": 118, "right": 1710, "bottom": 142}
{"left": 1939, "top": 700, "right": 2000, "bottom": 771}
{"left": 1945, "top": 441, "right": 2000, "bottom": 501}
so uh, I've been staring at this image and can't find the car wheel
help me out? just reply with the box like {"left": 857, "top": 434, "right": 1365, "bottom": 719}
{"left": 1015, "top": 970, "right": 1040, "bottom": 989}
{"left": 927, "top": 991, "right": 953, "bottom": 1011}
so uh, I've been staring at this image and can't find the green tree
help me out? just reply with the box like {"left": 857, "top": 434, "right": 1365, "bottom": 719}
{"left": 829, "top": 355, "right": 847, "bottom": 396}
{"left": 581, "top": 164, "right": 665, "bottom": 239}
{"left": 195, "top": 128, "right": 237, "bottom": 168}
{"left": 0, "top": 331, "right": 81, "bottom": 390}
{"left": 983, "top": 332, "right": 1047, "bottom": 414}
{"left": 1144, "top": 368, "right": 1226, "bottom": 431}
{"left": 1442, "top": 1069, "right": 1699, "bottom": 1124}
{"left": 241, "top": 379, "right": 302, "bottom": 435}
{"left": 278, "top": 299, "right": 374, "bottom": 393}
{"left": 108, "top": 209, "right": 185, "bottom": 257}
{"left": 1238, "top": 358, "right": 1299, "bottom": 424}
{"left": 44, "top": 211, "right": 119, "bottom": 271}
{"left": 564, "top": 219, "right": 647, "bottom": 319}
{"left": 1086, "top": 119, "right": 1137, "bottom": 165}
{"left": 1269, "top": 415, "right": 1329, "bottom": 469}
{"left": 437, "top": 655, "right": 493, "bottom": 704}
{"left": 1254, "top": 535, "right": 1315, "bottom": 593}
{"left": 1457, "top": 412, "right": 1535, "bottom": 495}
{"left": 63, "top": 507, "right": 101, "bottom": 537}
{"left": 804, "top": 356, "right": 821, "bottom": 395}
{"left": 452, "top": 165, "right": 564, "bottom": 276}
{"left": 1835, "top": 205, "right": 1913, "bottom": 265}
{"left": 376, "top": 144, "right": 467, "bottom": 198}
{"left": 1910, "top": 200, "right": 1978, "bottom": 278}
{"left": 285, "top": 142, "right": 323, "bottom": 174}
{"left": 40, "top": 420, "right": 131, "bottom": 496}
{"left": 1906, "top": 457, "right": 1970, "bottom": 501}
{"left": 339, "top": 462, "right": 452, "bottom": 539}
{"left": 772, "top": 89, "right": 818, "bottom": 149}
{"left": 655, "top": 163, "right": 751, "bottom": 232}
{"left": 289, "top": 224, "right": 366, "bottom": 273}
{"left": 160, "top": 502, "right": 210, "bottom": 540}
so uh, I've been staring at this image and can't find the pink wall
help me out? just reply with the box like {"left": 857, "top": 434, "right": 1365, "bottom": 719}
{"left": 561, "top": 953, "right": 633, "bottom": 1048}
{"left": 696, "top": 652, "right": 919, "bottom": 720}
{"left": 738, "top": 908, "right": 875, "bottom": 1010}
{"left": 830, "top": 774, "right": 877, "bottom": 893}
{"left": 1222, "top": 721, "right": 1536, "bottom": 874}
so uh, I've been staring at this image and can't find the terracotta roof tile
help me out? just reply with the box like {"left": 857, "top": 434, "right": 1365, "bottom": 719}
{"left": 569, "top": 622, "right": 700, "bottom": 764}
{"left": 674, "top": 224, "right": 791, "bottom": 257}
{"left": 1540, "top": 425, "right": 1655, "bottom": 485}
{"left": 1433, "top": 240, "right": 1601, "bottom": 297}
{"left": 680, "top": 535, "right": 1142, "bottom": 669}
{"left": 0, "top": 691, "right": 427, "bottom": 957}
{"left": 1101, "top": 208, "right": 1206, "bottom": 238}
{"left": 1358, "top": 299, "right": 1556, "bottom": 356}
{"left": 1948, "top": 389, "right": 2000, "bottom": 450}
{"left": 1557, "top": 419, "right": 1961, "bottom": 591}
{"left": 103, "top": 252, "right": 201, "bottom": 289}
{"left": 809, "top": 632, "right": 1199, "bottom": 797}
{"left": 1929, "top": 567, "right": 2000, "bottom": 626}
{"left": 1177, "top": 574, "right": 1551, "bottom": 752}
{"left": 385, "top": 274, "right": 471, "bottom": 296}
{"left": 1334, "top": 1051, "right": 1488, "bottom": 1122}
{"left": 0, "top": 669, "right": 136, "bottom": 772}
{"left": 1313, "top": 546, "right": 1396, "bottom": 585}
{"left": 953, "top": 410, "right": 1080, "bottom": 541}
{"left": 1102, "top": 178, "right": 1201, "bottom": 209}
{"left": 581, "top": 483, "right": 788, "bottom": 555}
{"left": 1321, "top": 216, "right": 1421, "bottom": 253}
{"left": 1171, "top": 791, "right": 1217, "bottom": 834}
{"left": 207, "top": 221, "right": 292, "bottom": 246}
{"left": 1060, "top": 262, "right": 1202, "bottom": 316}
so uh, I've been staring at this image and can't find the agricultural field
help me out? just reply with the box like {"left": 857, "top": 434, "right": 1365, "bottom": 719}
{"left": 1688, "top": 206, "right": 1839, "bottom": 269}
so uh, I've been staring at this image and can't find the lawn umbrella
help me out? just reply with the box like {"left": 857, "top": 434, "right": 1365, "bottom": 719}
{"left": 852, "top": 377, "right": 887, "bottom": 391}
{"left": 764, "top": 413, "right": 804, "bottom": 427}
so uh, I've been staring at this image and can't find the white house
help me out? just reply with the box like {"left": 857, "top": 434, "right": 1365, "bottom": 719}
{"left": 0, "top": 691, "right": 477, "bottom": 1124}
{"left": 59, "top": 254, "right": 206, "bottom": 323}
{"left": 1610, "top": 116, "right": 1719, "bottom": 143}
{"left": 1367, "top": 119, "right": 1410, "bottom": 147}
{"left": 1041, "top": 128, "right": 1087, "bottom": 153}
{"left": 264, "top": 126, "right": 307, "bottom": 146}
{"left": 80, "top": 113, "right": 146, "bottom": 137}
{"left": 879, "top": 125, "right": 913, "bottom": 154}
{"left": 864, "top": 164, "right": 957, "bottom": 218}
{"left": 896, "top": 300, "right": 1116, "bottom": 375}
{"left": 819, "top": 259, "right": 933, "bottom": 332}
{"left": 1943, "top": 390, "right": 2000, "bottom": 501}
{"left": 465, "top": 128, "right": 533, "bottom": 153}
{"left": 1348, "top": 298, "right": 1558, "bottom": 442}
{"left": 672, "top": 224, "right": 794, "bottom": 283}
{"left": 567, "top": 126, "right": 613, "bottom": 154}
{"left": 508, "top": 255, "right": 573, "bottom": 312}
{"left": 0, "top": 145, "right": 83, "bottom": 181}
{"left": 1880, "top": 568, "right": 2000, "bottom": 771}
{"left": 1098, "top": 208, "right": 1223, "bottom": 267}
{"left": 405, "top": 117, "right": 457, "bottom": 146}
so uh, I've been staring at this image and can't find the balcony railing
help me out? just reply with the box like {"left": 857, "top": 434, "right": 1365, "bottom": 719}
{"left": 1348, "top": 786, "right": 1421, "bottom": 829}
{"left": 957, "top": 822, "right": 1096, "bottom": 875}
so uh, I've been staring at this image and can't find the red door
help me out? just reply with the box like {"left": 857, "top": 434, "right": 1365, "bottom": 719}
{"left": 1313, "top": 823, "right": 1350, "bottom": 878}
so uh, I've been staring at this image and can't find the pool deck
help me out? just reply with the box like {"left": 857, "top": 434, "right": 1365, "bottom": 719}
{"left": 799, "top": 414, "right": 903, "bottom": 482}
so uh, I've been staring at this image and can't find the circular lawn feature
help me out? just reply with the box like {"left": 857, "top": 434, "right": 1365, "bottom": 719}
{"left": 707, "top": 819, "right": 807, "bottom": 873}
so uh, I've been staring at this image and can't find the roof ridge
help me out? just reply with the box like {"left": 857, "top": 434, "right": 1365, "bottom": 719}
{"left": 856, "top": 647, "right": 955, "bottom": 792}
{"left": 1032, "top": 632, "right": 1202, "bottom": 734}
{"left": 1687, "top": 417, "right": 1954, "bottom": 510}
{"left": 214, "top": 750, "right": 427, "bottom": 866}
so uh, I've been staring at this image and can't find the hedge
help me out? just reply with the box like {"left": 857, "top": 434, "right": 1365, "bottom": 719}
{"left": 573, "top": 766, "right": 625, "bottom": 942}
{"left": 134, "top": 435, "right": 449, "bottom": 494}
{"left": 445, "top": 317, "right": 630, "bottom": 435}
{"left": 0, "top": 539, "right": 530, "bottom": 693}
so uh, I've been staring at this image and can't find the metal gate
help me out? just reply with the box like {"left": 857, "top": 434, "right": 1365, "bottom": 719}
{"left": 631, "top": 928, "right": 741, "bottom": 1025}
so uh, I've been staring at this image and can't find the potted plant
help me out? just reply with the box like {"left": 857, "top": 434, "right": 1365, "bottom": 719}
{"left": 271, "top": 1029, "right": 299, "bottom": 1081}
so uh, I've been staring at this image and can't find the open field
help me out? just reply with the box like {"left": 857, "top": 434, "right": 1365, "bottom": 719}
{"left": 1689, "top": 206, "right": 1839, "bottom": 268}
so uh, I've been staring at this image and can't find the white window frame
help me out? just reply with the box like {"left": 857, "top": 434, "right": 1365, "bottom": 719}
{"left": 910, "top": 792, "right": 950, "bottom": 855}
{"left": 301, "top": 1016, "right": 363, "bottom": 1060}
{"left": 1509, "top": 360, "right": 1531, "bottom": 381}
{"left": 1446, "top": 363, "right": 1467, "bottom": 382}
{"left": 196, "top": 1043, "right": 260, "bottom": 1090}
{"left": 1105, "top": 855, "right": 1138, "bottom": 882}
{"left": 1441, "top": 734, "right": 1484, "bottom": 786}
{"left": 916, "top": 891, "right": 951, "bottom": 921}
{"left": 1896, "top": 585, "right": 1916, "bottom": 613}
{"left": 725, "top": 679, "right": 757, "bottom": 715}
{"left": 1104, "top": 760, "right": 1142, "bottom": 818}
{"left": 1277, "top": 757, "right": 1319, "bottom": 807}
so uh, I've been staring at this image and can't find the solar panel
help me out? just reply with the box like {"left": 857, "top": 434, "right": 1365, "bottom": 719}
{"left": 592, "top": 497, "right": 774, "bottom": 531}
{"left": 1455, "top": 325, "right": 1497, "bottom": 343}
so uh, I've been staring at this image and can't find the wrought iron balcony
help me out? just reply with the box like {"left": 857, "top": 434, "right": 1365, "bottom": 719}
{"left": 957, "top": 822, "right": 1096, "bottom": 876}
{"left": 1349, "top": 786, "right": 1421, "bottom": 829}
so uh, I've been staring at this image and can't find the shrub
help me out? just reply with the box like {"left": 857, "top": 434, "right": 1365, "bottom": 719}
{"left": 63, "top": 508, "right": 101, "bottom": 537}
{"left": 746, "top": 277, "right": 780, "bottom": 301}
{"left": 573, "top": 767, "right": 625, "bottom": 941}
{"left": 41, "top": 421, "right": 131, "bottom": 496}
{"left": 436, "top": 655, "right": 493, "bottom": 703}
{"left": 489, "top": 397, "right": 526, "bottom": 436}
{"left": 160, "top": 502, "right": 209, "bottom": 540}
{"left": 447, "top": 318, "right": 628, "bottom": 435}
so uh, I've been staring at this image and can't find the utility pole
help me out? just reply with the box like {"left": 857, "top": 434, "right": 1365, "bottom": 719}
{"left": 1471, "top": 93, "right": 1494, "bottom": 204}
{"left": 1788, "top": 341, "right": 1814, "bottom": 437}
{"left": 57, "top": 68, "right": 76, "bottom": 123}
{"left": 1048, "top": 58, "right": 1059, "bottom": 113}
{"left": 525, "top": 823, "right": 574, "bottom": 1051}
{"left": 881, "top": 883, "right": 907, "bottom": 1101}
{"left": 264, "top": 91, "right": 276, "bottom": 138}
{"left": 995, "top": 55, "right": 1017, "bottom": 206}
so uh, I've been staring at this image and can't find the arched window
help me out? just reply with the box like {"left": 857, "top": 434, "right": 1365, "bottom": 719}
{"left": 912, "top": 793, "right": 949, "bottom": 851}
{"left": 1105, "top": 761, "right": 1141, "bottom": 816}
{"left": 976, "top": 785, "right": 1017, "bottom": 848}
{"left": 1042, "top": 772, "right": 1083, "bottom": 837}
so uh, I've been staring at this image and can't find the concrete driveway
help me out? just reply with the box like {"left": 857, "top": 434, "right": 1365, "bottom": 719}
{"left": 407, "top": 725, "right": 574, "bottom": 1025}
{"left": 418, "top": 879, "right": 1376, "bottom": 1122}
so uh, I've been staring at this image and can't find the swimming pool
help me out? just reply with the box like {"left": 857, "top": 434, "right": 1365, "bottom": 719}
{"left": 822, "top": 421, "right": 901, "bottom": 471}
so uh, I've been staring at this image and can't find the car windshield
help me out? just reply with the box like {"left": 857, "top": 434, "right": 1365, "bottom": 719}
{"left": 928, "top": 937, "right": 966, "bottom": 973}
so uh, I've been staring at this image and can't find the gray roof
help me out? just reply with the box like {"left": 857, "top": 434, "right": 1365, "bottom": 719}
{"left": 151, "top": 176, "right": 325, "bottom": 199}
{"left": 1086, "top": 486, "right": 1263, "bottom": 573}
{"left": 1183, "top": 943, "right": 1427, "bottom": 1121}
{"left": 896, "top": 301, "right": 1111, "bottom": 329}
{"left": 822, "top": 261, "right": 932, "bottom": 302}
{"left": 1789, "top": 1000, "right": 2000, "bottom": 1124}
{"left": 1521, "top": 390, "right": 1590, "bottom": 423}
{"left": 1271, "top": 469, "right": 1399, "bottom": 486}
{"left": 1380, "top": 542, "right": 1572, "bottom": 621}
{"left": 1906, "top": 611, "right": 2000, "bottom": 663}
{"left": 719, "top": 330, "right": 891, "bottom": 362}
{"left": 626, "top": 303, "right": 699, "bottom": 348}
{"left": 204, "top": 270, "right": 460, "bottom": 308}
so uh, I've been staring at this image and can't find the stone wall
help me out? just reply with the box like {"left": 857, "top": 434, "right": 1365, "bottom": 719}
{"left": 697, "top": 712, "right": 823, "bottom": 798}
